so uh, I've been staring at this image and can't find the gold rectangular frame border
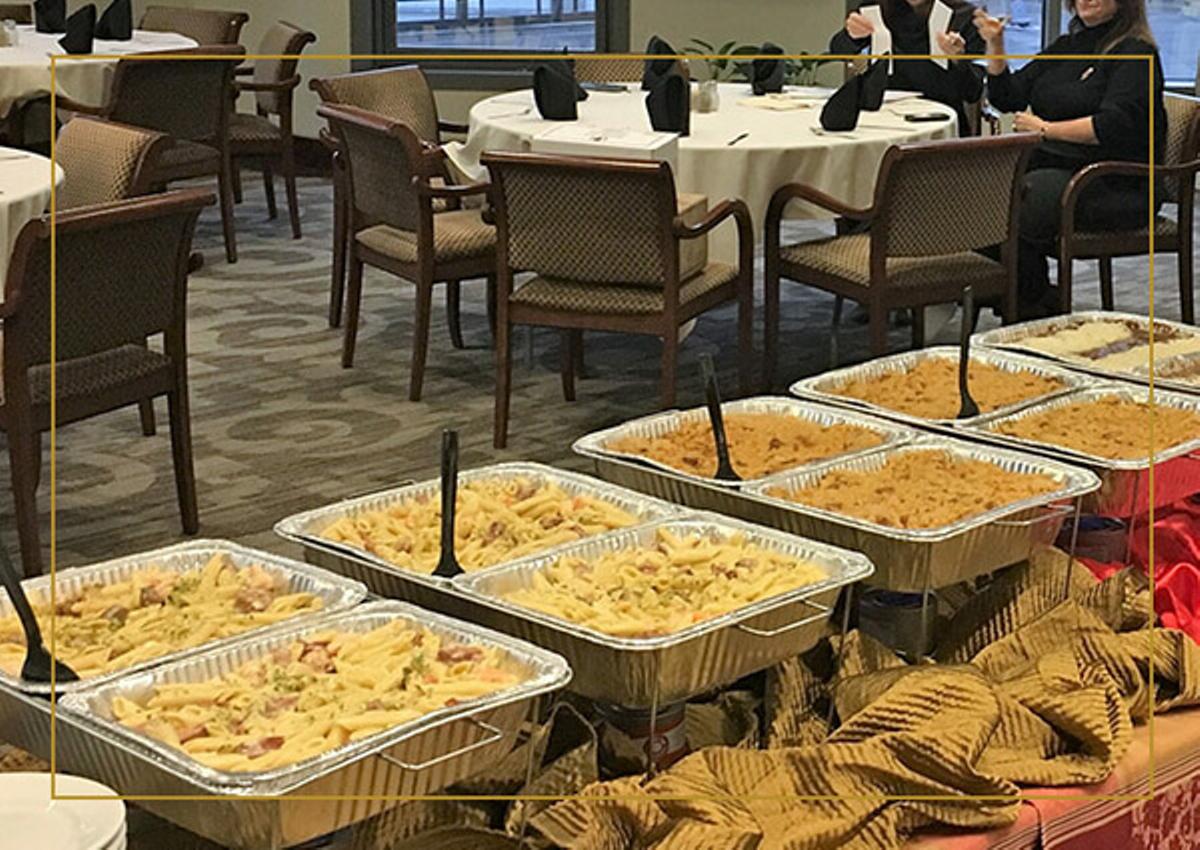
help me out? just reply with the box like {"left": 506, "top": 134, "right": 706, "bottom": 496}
{"left": 46, "top": 49, "right": 1161, "bottom": 806}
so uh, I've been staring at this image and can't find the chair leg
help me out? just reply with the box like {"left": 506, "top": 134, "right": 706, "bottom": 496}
{"left": 341, "top": 255, "right": 364, "bottom": 368}
{"left": 660, "top": 331, "right": 679, "bottom": 409}
{"left": 911, "top": 307, "right": 925, "bottom": 350}
{"left": 1180, "top": 241, "right": 1195, "bottom": 325}
{"left": 410, "top": 281, "right": 434, "bottom": 402}
{"left": 763, "top": 265, "right": 780, "bottom": 390}
{"left": 139, "top": 399, "right": 157, "bottom": 436}
{"left": 217, "top": 154, "right": 238, "bottom": 264}
{"left": 1056, "top": 249, "right": 1073, "bottom": 315}
{"left": 560, "top": 329, "right": 577, "bottom": 402}
{"left": 446, "top": 280, "right": 465, "bottom": 349}
{"left": 261, "top": 160, "right": 278, "bottom": 220}
{"left": 494, "top": 317, "right": 512, "bottom": 449}
{"left": 868, "top": 305, "right": 888, "bottom": 356}
{"left": 486, "top": 274, "right": 497, "bottom": 339}
{"left": 231, "top": 160, "right": 243, "bottom": 204}
{"left": 283, "top": 151, "right": 302, "bottom": 239}
{"left": 8, "top": 419, "right": 42, "bottom": 578}
{"left": 167, "top": 388, "right": 199, "bottom": 535}
{"left": 329, "top": 171, "right": 348, "bottom": 328}
{"left": 1098, "top": 257, "right": 1115, "bottom": 311}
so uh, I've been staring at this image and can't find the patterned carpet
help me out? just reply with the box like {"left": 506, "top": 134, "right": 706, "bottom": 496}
{"left": 0, "top": 175, "right": 1185, "bottom": 571}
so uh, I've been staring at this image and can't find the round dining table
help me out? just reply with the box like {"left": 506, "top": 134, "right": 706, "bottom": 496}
{"left": 447, "top": 82, "right": 959, "bottom": 262}
{"left": 0, "top": 24, "right": 197, "bottom": 119}
{"left": 0, "top": 147, "right": 63, "bottom": 282}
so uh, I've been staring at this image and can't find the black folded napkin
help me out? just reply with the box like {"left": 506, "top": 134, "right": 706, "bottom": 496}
{"left": 533, "top": 62, "right": 580, "bottom": 121}
{"left": 641, "top": 35, "right": 683, "bottom": 91}
{"left": 58, "top": 3, "right": 96, "bottom": 55}
{"left": 34, "top": 0, "right": 66, "bottom": 33}
{"left": 751, "top": 42, "right": 786, "bottom": 96}
{"left": 860, "top": 55, "right": 889, "bottom": 112}
{"left": 819, "top": 73, "right": 863, "bottom": 132}
{"left": 95, "top": 0, "right": 132, "bottom": 40}
{"left": 645, "top": 72, "right": 690, "bottom": 136}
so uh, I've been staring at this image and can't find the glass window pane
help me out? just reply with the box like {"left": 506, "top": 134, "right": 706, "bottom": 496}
{"left": 395, "top": 0, "right": 597, "bottom": 51}
{"left": 1003, "top": 0, "right": 1045, "bottom": 66}
{"left": 1147, "top": 0, "right": 1200, "bottom": 85}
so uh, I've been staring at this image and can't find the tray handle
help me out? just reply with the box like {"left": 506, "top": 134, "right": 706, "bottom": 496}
{"left": 993, "top": 502, "right": 1074, "bottom": 528}
{"left": 376, "top": 716, "right": 505, "bottom": 772}
{"left": 735, "top": 598, "right": 830, "bottom": 638}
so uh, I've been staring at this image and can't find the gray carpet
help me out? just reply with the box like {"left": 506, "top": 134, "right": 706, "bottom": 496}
{"left": 0, "top": 175, "right": 1185, "bottom": 571}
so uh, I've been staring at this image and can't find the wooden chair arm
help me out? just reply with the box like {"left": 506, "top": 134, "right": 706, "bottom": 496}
{"left": 1061, "top": 158, "right": 1199, "bottom": 237}
{"left": 414, "top": 178, "right": 491, "bottom": 200}
{"left": 438, "top": 119, "right": 470, "bottom": 135}
{"left": 235, "top": 75, "right": 301, "bottom": 94}
{"left": 766, "top": 183, "right": 873, "bottom": 229}
{"left": 318, "top": 128, "right": 339, "bottom": 153}
{"left": 53, "top": 95, "right": 109, "bottom": 117}
{"left": 673, "top": 198, "right": 751, "bottom": 240}
{"left": 233, "top": 66, "right": 254, "bottom": 77}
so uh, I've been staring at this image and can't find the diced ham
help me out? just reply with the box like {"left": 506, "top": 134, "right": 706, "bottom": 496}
{"left": 262, "top": 695, "right": 299, "bottom": 718}
{"left": 101, "top": 605, "right": 128, "bottom": 625}
{"left": 437, "top": 645, "right": 484, "bottom": 664}
{"left": 234, "top": 587, "right": 274, "bottom": 613}
{"left": 299, "top": 641, "right": 335, "bottom": 673}
{"left": 238, "top": 736, "right": 285, "bottom": 759}
{"left": 177, "top": 724, "right": 208, "bottom": 744}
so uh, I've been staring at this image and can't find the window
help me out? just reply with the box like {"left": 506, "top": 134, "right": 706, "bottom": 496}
{"left": 1001, "top": 0, "right": 1046, "bottom": 64}
{"left": 392, "top": 0, "right": 602, "bottom": 52}
{"left": 1147, "top": 0, "right": 1200, "bottom": 85}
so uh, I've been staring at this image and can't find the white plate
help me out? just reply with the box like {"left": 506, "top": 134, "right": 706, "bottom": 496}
{"left": 0, "top": 774, "right": 125, "bottom": 850}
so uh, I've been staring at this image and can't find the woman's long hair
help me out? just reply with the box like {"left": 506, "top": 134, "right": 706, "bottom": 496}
{"left": 1066, "top": 0, "right": 1156, "bottom": 51}
{"left": 878, "top": 0, "right": 974, "bottom": 29}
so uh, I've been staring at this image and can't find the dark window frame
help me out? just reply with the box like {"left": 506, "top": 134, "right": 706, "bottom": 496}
{"left": 353, "top": 0, "right": 631, "bottom": 89}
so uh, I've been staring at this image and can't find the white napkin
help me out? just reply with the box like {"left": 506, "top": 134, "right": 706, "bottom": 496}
{"left": 929, "top": 0, "right": 953, "bottom": 69}
{"left": 860, "top": 5, "right": 893, "bottom": 73}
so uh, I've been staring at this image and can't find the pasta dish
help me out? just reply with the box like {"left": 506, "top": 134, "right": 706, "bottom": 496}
{"left": 766, "top": 450, "right": 1060, "bottom": 529}
{"left": 992, "top": 396, "right": 1200, "bottom": 460}
{"left": 1018, "top": 319, "right": 1200, "bottom": 372}
{"left": 320, "top": 476, "right": 640, "bottom": 573}
{"left": 827, "top": 357, "right": 1064, "bottom": 420}
{"left": 0, "top": 556, "right": 323, "bottom": 679}
{"left": 111, "top": 620, "right": 520, "bottom": 773}
{"left": 501, "top": 527, "right": 826, "bottom": 638}
{"left": 604, "top": 412, "right": 883, "bottom": 479}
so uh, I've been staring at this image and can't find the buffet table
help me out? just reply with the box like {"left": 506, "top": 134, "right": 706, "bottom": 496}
{"left": 446, "top": 82, "right": 957, "bottom": 262}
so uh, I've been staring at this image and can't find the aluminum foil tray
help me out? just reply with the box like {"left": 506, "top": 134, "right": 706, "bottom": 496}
{"left": 273, "top": 462, "right": 682, "bottom": 613}
{"left": 1128, "top": 351, "right": 1200, "bottom": 395}
{"left": 973, "top": 311, "right": 1200, "bottom": 384}
{"left": 788, "top": 345, "right": 1090, "bottom": 430}
{"left": 736, "top": 437, "right": 1099, "bottom": 591}
{"left": 51, "top": 601, "right": 570, "bottom": 849}
{"left": 966, "top": 384, "right": 1200, "bottom": 517}
{"left": 0, "top": 539, "right": 367, "bottom": 696}
{"left": 452, "top": 515, "right": 873, "bottom": 707}
{"left": 572, "top": 396, "right": 916, "bottom": 490}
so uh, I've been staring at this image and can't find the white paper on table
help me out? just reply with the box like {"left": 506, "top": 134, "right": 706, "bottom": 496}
{"left": 929, "top": 0, "right": 954, "bottom": 69}
{"left": 860, "top": 5, "right": 892, "bottom": 73}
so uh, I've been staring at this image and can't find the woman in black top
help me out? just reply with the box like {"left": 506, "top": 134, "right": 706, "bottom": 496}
{"left": 979, "top": 0, "right": 1166, "bottom": 317}
{"left": 830, "top": 0, "right": 986, "bottom": 133}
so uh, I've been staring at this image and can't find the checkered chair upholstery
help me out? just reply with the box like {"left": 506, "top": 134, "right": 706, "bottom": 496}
{"left": 54, "top": 118, "right": 169, "bottom": 211}
{"left": 574, "top": 57, "right": 643, "bottom": 83}
{"left": 311, "top": 65, "right": 442, "bottom": 144}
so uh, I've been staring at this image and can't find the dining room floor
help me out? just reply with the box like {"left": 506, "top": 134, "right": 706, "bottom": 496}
{"left": 0, "top": 174, "right": 1186, "bottom": 572}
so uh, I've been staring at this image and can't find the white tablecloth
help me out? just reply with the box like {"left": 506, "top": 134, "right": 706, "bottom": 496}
{"left": 0, "top": 148, "right": 63, "bottom": 282}
{"left": 448, "top": 83, "right": 958, "bottom": 262}
{"left": 0, "top": 25, "right": 197, "bottom": 118}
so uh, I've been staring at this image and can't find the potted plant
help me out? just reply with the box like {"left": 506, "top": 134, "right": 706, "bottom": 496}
{"left": 683, "top": 39, "right": 758, "bottom": 112}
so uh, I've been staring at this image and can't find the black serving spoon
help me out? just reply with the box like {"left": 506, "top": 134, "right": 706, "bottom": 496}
{"left": 431, "top": 429, "right": 465, "bottom": 579}
{"left": 700, "top": 354, "right": 740, "bottom": 482}
{"left": 0, "top": 542, "right": 78, "bottom": 685}
{"left": 956, "top": 285, "right": 980, "bottom": 420}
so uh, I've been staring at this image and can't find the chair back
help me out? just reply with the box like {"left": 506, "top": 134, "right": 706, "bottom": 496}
{"left": 3, "top": 190, "right": 212, "bottom": 371}
{"left": 871, "top": 134, "right": 1039, "bottom": 259}
{"left": 483, "top": 151, "right": 678, "bottom": 286}
{"left": 107, "top": 46, "right": 243, "bottom": 144}
{"left": 140, "top": 5, "right": 249, "bottom": 45}
{"left": 54, "top": 118, "right": 169, "bottom": 210}
{"left": 1162, "top": 93, "right": 1200, "bottom": 204}
{"left": 310, "top": 66, "right": 440, "bottom": 144}
{"left": 251, "top": 21, "right": 316, "bottom": 116}
{"left": 574, "top": 57, "right": 642, "bottom": 83}
{"left": 317, "top": 104, "right": 432, "bottom": 234}
{"left": 0, "top": 3, "right": 32, "bottom": 24}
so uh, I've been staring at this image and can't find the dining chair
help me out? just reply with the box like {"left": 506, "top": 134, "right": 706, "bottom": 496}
{"left": 1057, "top": 93, "right": 1200, "bottom": 323}
{"left": 56, "top": 46, "right": 245, "bottom": 263}
{"left": 483, "top": 151, "right": 754, "bottom": 449}
{"left": 139, "top": 5, "right": 249, "bottom": 45}
{"left": 54, "top": 118, "right": 169, "bottom": 211}
{"left": 317, "top": 104, "right": 495, "bottom": 402}
{"left": 310, "top": 66, "right": 470, "bottom": 332}
{"left": 0, "top": 3, "right": 31, "bottom": 23}
{"left": 1, "top": 189, "right": 213, "bottom": 577}
{"left": 574, "top": 57, "right": 642, "bottom": 83}
{"left": 228, "top": 21, "right": 316, "bottom": 239}
{"left": 764, "top": 134, "right": 1039, "bottom": 385}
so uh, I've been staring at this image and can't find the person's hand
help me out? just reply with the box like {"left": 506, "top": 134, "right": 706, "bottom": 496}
{"left": 846, "top": 12, "right": 875, "bottom": 39}
{"left": 935, "top": 31, "right": 966, "bottom": 57}
{"left": 973, "top": 8, "right": 1007, "bottom": 45}
{"left": 1013, "top": 111, "right": 1049, "bottom": 137}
